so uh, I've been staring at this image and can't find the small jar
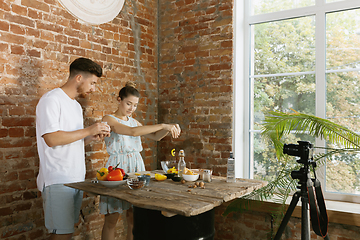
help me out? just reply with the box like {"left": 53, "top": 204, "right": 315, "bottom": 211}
{"left": 203, "top": 170, "right": 211, "bottom": 182}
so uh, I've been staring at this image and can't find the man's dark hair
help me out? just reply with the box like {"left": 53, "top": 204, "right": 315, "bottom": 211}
{"left": 69, "top": 58, "right": 102, "bottom": 78}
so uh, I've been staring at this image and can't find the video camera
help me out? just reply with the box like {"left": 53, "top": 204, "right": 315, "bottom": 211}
{"left": 283, "top": 140, "right": 314, "bottom": 164}
{"left": 276, "top": 140, "right": 329, "bottom": 240}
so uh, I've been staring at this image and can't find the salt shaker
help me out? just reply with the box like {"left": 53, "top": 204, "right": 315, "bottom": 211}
{"left": 203, "top": 169, "right": 211, "bottom": 182}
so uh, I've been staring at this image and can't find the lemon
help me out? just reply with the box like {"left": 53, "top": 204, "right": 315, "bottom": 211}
{"left": 155, "top": 173, "right": 167, "bottom": 181}
{"left": 184, "top": 168, "right": 194, "bottom": 175}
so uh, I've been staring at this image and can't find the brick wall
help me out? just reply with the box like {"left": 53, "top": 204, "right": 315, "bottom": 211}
{"left": 157, "top": 0, "right": 234, "bottom": 174}
{"left": 0, "top": 0, "right": 157, "bottom": 239}
{"left": 214, "top": 202, "right": 360, "bottom": 240}
{"left": 1, "top": 0, "right": 360, "bottom": 239}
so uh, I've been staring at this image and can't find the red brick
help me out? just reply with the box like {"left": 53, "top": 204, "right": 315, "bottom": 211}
{"left": 9, "top": 128, "right": 24, "bottom": 137}
{"left": 219, "top": 3, "right": 232, "bottom": 11}
{"left": 9, "top": 106, "right": 26, "bottom": 115}
{"left": 80, "top": 39, "right": 91, "bottom": 49}
{"left": 0, "top": 19, "right": 9, "bottom": 31}
{"left": 2, "top": 117, "right": 35, "bottom": 127}
{"left": 180, "top": 45, "right": 198, "bottom": 53}
{"left": 0, "top": 138, "right": 33, "bottom": 148}
{"left": 0, "top": 206, "right": 13, "bottom": 216}
{"left": 10, "top": 24, "right": 26, "bottom": 35}
{"left": 92, "top": 27, "right": 103, "bottom": 37}
{"left": 28, "top": 8, "right": 42, "bottom": 19}
{"left": 64, "top": 28, "right": 86, "bottom": 38}
{"left": 63, "top": 46, "right": 85, "bottom": 56}
{"left": 18, "top": 169, "right": 35, "bottom": 180}
{"left": 27, "top": 49, "right": 41, "bottom": 58}
{"left": 0, "top": 128, "right": 8, "bottom": 137}
{"left": 0, "top": 170, "right": 19, "bottom": 183}
{"left": 185, "top": 0, "right": 195, "bottom": 5}
{"left": 44, "top": 0, "right": 57, "bottom": 4}
{"left": 40, "top": 30, "right": 54, "bottom": 41}
{"left": 22, "top": 147, "right": 36, "bottom": 158}
{"left": 37, "top": 22, "right": 63, "bottom": 33}
{"left": 12, "top": 4, "right": 27, "bottom": 15}
{"left": 33, "top": 39, "right": 48, "bottom": 48}
{"left": 11, "top": 45, "right": 25, "bottom": 55}
{"left": 210, "top": 48, "right": 232, "bottom": 56}
{"left": 102, "top": 23, "right": 118, "bottom": 32}
{"left": 1, "top": 222, "right": 31, "bottom": 238}
{"left": 4, "top": 12, "right": 35, "bottom": 27}
{"left": 221, "top": 40, "right": 232, "bottom": 48}
{"left": 55, "top": 34, "right": 67, "bottom": 44}
{"left": 28, "top": 229, "right": 44, "bottom": 239}
{"left": 26, "top": 27, "right": 40, "bottom": 37}
{"left": 21, "top": 0, "right": 50, "bottom": 12}
{"left": 68, "top": 37, "right": 79, "bottom": 46}
{"left": 102, "top": 46, "right": 111, "bottom": 54}
{"left": 0, "top": 0, "right": 10, "bottom": 11}
{"left": 0, "top": 42, "right": 8, "bottom": 52}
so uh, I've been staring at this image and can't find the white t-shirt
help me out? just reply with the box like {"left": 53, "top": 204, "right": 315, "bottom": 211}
{"left": 36, "top": 88, "right": 85, "bottom": 191}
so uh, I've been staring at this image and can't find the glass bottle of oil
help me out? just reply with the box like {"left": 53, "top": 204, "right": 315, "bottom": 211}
{"left": 178, "top": 149, "right": 186, "bottom": 177}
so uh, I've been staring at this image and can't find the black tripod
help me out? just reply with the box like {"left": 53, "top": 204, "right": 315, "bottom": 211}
{"left": 274, "top": 141, "right": 330, "bottom": 240}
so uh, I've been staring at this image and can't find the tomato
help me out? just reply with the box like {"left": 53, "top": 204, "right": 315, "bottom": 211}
{"left": 108, "top": 166, "right": 113, "bottom": 172}
{"left": 116, "top": 168, "right": 126, "bottom": 177}
{"left": 106, "top": 169, "right": 123, "bottom": 181}
{"left": 96, "top": 167, "right": 109, "bottom": 181}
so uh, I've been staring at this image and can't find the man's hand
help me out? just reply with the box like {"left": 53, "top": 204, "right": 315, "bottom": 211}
{"left": 43, "top": 122, "right": 111, "bottom": 147}
{"left": 84, "top": 122, "right": 111, "bottom": 145}
{"left": 87, "top": 122, "right": 111, "bottom": 137}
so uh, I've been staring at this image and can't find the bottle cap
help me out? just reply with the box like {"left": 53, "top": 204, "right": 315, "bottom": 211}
{"left": 179, "top": 149, "right": 185, "bottom": 156}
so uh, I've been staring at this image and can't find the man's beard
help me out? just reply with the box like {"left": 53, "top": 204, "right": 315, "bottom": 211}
{"left": 77, "top": 84, "right": 88, "bottom": 98}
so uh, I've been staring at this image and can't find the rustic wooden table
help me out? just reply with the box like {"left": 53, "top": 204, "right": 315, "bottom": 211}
{"left": 65, "top": 170, "right": 267, "bottom": 217}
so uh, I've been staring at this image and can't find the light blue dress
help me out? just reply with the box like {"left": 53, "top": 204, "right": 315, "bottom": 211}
{"left": 99, "top": 115, "right": 145, "bottom": 214}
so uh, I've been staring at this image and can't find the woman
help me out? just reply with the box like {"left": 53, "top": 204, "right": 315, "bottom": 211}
{"left": 100, "top": 82, "right": 181, "bottom": 240}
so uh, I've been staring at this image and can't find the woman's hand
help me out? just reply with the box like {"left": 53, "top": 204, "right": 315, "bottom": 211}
{"left": 164, "top": 124, "right": 181, "bottom": 138}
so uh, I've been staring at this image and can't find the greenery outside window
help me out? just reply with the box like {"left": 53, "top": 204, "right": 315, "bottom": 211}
{"left": 234, "top": 0, "right": 360, "bottom": 203}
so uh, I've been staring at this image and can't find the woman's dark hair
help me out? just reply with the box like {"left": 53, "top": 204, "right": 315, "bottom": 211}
{"left": 69, "top": 58, "right": 102, "bottom": 78}
{"left": 119, "top": 81, "right": 140, "bottom": 100}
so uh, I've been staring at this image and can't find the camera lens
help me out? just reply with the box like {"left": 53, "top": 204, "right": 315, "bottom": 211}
{"left": 283, "top": 143, "right": 300, "bottom": 157}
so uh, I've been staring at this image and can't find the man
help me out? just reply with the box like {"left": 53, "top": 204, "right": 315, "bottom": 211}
{"left": 36, "top": 58, "right": 110, "bottom": 240}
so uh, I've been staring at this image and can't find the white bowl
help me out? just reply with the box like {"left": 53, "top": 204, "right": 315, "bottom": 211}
{"left": 182, "top": 174, "right": 199, "bottom": 182}
{"left": 98, "top": 180, "right": 126, "bottom": 188}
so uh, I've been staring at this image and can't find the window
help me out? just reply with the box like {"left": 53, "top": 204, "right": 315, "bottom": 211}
{"left": 234, "top": 0, "right": 360, "bottom": 203}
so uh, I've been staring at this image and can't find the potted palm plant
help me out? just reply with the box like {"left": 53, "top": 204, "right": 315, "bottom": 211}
{"left": 223, "top": 109, "right": 360, "bottom": 229}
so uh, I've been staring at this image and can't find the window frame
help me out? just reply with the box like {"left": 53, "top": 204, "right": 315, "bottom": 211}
{"left": 233, "top": 0, "right": 360, "bottom": 203}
